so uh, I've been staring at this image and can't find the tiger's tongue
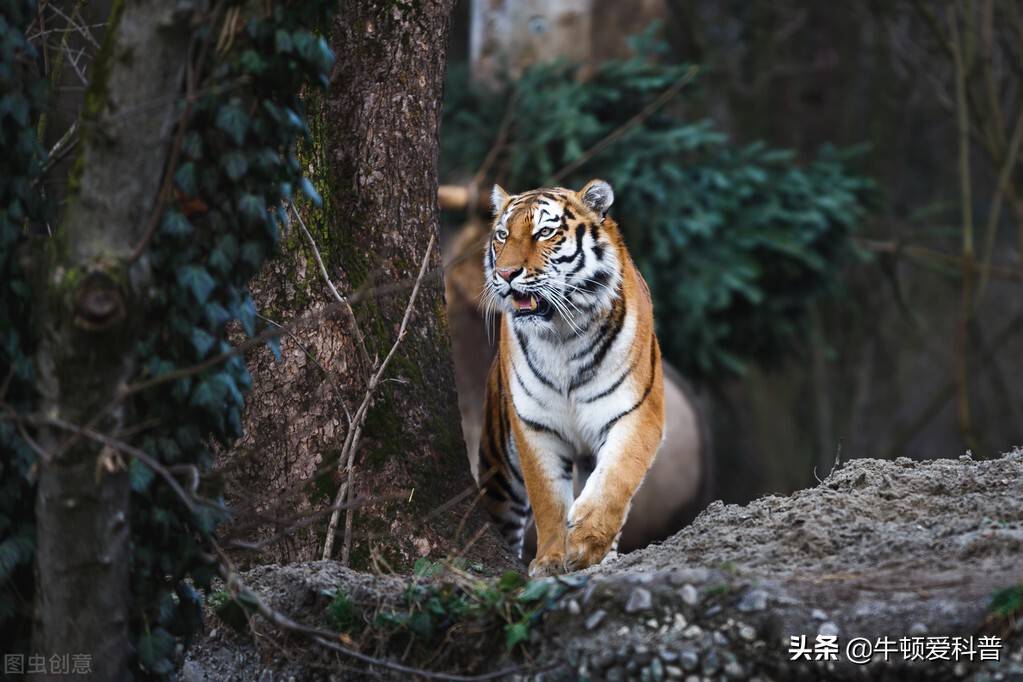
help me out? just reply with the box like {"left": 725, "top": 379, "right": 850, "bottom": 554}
{"left": 513, "top": 294, "right": 538, "bottom": 311}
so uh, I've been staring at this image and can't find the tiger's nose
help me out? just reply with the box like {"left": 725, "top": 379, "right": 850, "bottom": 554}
{"left": 496, "top": 267, "right": 522, "bottom": 282}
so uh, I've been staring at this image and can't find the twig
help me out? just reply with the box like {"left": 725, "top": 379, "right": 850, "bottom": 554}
{"left": 547, "top": 65, "right": 699, "bottom": 185}
{"left": 977, "top": 109, "right": 1023, "bottom": 301}
{"left": 292, "top": 203, "right": 372, "bottom": 370}
{"left": 322, "top": 235, "right": 436, "bottom": 562}
{"left": 36, "top": 120, "right": 78, "bottom": 179}
{"left": 214, "top": 541, "right": 532, "bottom": 680}
{"left": 949, "top": 6, "right": 979, "bottom": 452}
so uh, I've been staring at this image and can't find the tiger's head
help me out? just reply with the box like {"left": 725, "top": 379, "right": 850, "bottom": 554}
{"left": 483, "top": 179, "right": 622, "bottom": 335}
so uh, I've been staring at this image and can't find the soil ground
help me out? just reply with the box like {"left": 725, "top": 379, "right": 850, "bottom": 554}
{"left": 182, "top": 451, "right": 1023, "bottom": 680}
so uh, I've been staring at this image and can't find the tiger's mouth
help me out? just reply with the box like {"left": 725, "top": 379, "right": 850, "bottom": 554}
{"left": 510, "top": 291, "right": 553, "bottom": 319}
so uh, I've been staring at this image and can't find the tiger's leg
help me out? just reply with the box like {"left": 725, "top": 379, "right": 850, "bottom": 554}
{"left": 511, "top": 416, "right": 576, "bottom": 577}
{"left": 567, "top": 386, "right": 664, "bottom": 570}
{"left": 480, "top": 374, "right": 531, "bottom": 557}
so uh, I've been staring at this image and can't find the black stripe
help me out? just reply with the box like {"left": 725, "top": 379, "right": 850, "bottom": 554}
{"left": 499, "top": 391, "right": 525, "bottom": 486}
{"left": 512, "top": 365, "right": 539, "bottom": 402}
{"left": 490, "top": 470, "right": 526, "bottom": 506}
{"left": 579, "top": 269, "right": 611, "bottom": 295}
{"left": 597, "top": 336, "right": 659, "bottom": 438}
{"left": 560, "top": 455, "right": 573, "bottom": 480}
{"left": 515, "top": 329, "right": 559, "bottom": 392}
{"left": 499, "top": 520, "right": 522, "bottom": 535}
{"left": 570, "top": 293, "right": 627, "bottom": 391}
{"left": 552, "top": 224, "right": 585, "bottom": 264}
{"left": 579, "top": 358, "right": 636, "bottom": 403}
{"left": 517, "top": 411, "right": 570, "bottom": 443}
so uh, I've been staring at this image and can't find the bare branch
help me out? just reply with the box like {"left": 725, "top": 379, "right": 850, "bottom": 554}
{"left": 322, "top": 234, "right": 436, "bottom": 562}
{"left": 292, "top": 202, "right": 372, "bottom": 370}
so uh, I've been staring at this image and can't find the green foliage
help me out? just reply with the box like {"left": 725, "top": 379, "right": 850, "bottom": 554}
{"left": 125, "top": 4, "right": 337, "bottom": 676}
{"left": 366, "top": 567, "right": 584, "bottom": 658}
{"left": 326, "top": 591, "right": 361, "bottom": 633}
{"left": 0, "top": 0, "right": 48, "bottom": 653}
{"left": 990, "top": 583, "right": 1023, "bottom": 619}
{"left": 441, "top": 34, "right": 874, "bottom": 380}
{"left": 0, "top": 0, "right": 336, "bottom": 676}
{"left": 208, "top": 590, "right": 256, "bottom": 634}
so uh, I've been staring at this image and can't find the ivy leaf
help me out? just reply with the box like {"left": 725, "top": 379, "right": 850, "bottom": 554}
{"left": 138, "top": 627, "right": 175, "bottom": 675}
{"left": 161, "top": 209, "right": 193, "bottom": 238}
{"left": 300, "top": 177, "right": 322, "bottom": 207}
{"left": 239, "top": 50, "right": 266, "bottom": 75}
{"left": 176, "top": 266, "right": 216, "bottom": 304}
{"left": 215, "top": 103, "right": 248, "bottom": 145}
{"left": 235, "top": 295, "right": 256, "bottom": 337}
{"left": 505, "top": 621, "right": 529, "bottom": 650}
{"left": 222, "top": 152, "right": 248, "bottom": 181}
{"left": 274, "top": 29, "right": 293, "bottom": 53}
{"left": 267, "top": 336, "right": 282, "bottom": 361}
{"left": 190, "top": 328, "right": 216, "bottom": 357}
{"left": 129, "top": 459, "right": 156, "bottom": 493}
{"left": 204, "top": 302, "right": 230, "bottom": 330}
{"left": 189, "top": 380, "right": 217, "bottom": 410}
{"left": 174, "top": 162, "right": 197, "bottom": 196}
{"left": 238, "top": 193, "right": 266, "bottom": 224}
{"left": 518, "top": 580, "right": 551, "bottom": 603}
{"left": 240, "top": 241, "right": 264, "bottom": 271}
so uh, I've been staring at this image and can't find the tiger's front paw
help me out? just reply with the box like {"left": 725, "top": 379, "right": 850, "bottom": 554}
{"left": 564, "top": 526, "right": 615, "bottom": 571}
{"left": 528, "top": 553, "right": 567, "bottom": 577}
{"left": 564, "top": 503, "right": 620, "bottom": 571}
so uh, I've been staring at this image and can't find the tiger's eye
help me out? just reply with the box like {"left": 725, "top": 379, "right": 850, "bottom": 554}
{"left": 496, "top": 229, "right": 508, "bottom": 241}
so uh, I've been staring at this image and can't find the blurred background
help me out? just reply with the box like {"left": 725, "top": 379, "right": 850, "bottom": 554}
{"left": 436, "top": 0, "right": 1023, "bottom": 505}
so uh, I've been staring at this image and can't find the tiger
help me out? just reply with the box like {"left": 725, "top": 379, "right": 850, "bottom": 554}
{"left": 479, "top": 179, "right": 666, "bottom": 576}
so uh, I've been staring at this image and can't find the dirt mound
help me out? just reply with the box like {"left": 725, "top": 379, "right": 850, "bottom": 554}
{"left": 183, "top": 452, "right": 1023, "bottom": 680}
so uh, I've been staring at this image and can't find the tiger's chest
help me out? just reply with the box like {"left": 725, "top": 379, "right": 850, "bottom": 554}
{"left": 505, "top": 307, "right": 640, "bottom": 454}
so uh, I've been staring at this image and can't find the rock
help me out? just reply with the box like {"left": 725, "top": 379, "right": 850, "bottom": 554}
{"left": 701, "top": 650, "right": 721, "bottom": 675}
{"left": 679, "top": 648, "right": 699, "bottom": 672}
{"left": 724, "top": 660, "right": 745, "bottom": 679}
{"left": 680, "top": 584, "right": 699, "bottom": 606}
{"left": 665, "top": 665, "right": 683, "bottom": 679}
{"left": 606, "top": 666, "right": 626, "bottom": 682}
{"left": 737, "top": 589, "right": 768, "bottom": 612}
{"left": 738, "top": 624, "right": 756, "bottom": 641}
{"left": 818, "top": 621, "right": 839, "bottom": 638}
{"left": 593, "top": 649, "right": 616, "bottom": 669}
{"left": 649, "top": 658, "right": 665, "bottom": 681}
{"left": 626, "top": 587, "right": 653, "bottom": 613}
{"left": 671, "top": 613, "right": 688, "bottom": 632}
{"left": 567, "top": 599, "right": 581, "bottom": 616}
{"left": 910, "top": 622, "right": 928, "bottom": 635}
{"left": 811, "top": 608, "right": 828, "bottom": 621}
{"left": 585, "top": 609, "right": 607, "bottom": 631}
{"left": 682, "top": 624, "right": 702, "bottom": 639}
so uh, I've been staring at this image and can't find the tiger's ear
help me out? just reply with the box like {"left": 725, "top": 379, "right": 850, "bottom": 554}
{"left": 579, "top": 179, "right": 614, "bottom": 220}
{"left": 491, "top": 184, "right": 510, "bottom": 215}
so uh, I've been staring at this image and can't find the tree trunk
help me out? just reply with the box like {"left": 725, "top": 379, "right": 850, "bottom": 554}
{"left": 30, "top": 1, "right": 192, "bottom": 678}
{"left": 310, "top": 0, "right": 509, "bottom": 569}
{"left": 213, "top": 0, "right": 511, "bottom": 570}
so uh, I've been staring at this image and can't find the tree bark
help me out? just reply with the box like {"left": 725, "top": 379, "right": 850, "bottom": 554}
{"left": 30, "top": 1, "right": 193, "bottom": 678}
{"left": 313, "top": 0, "right": 507, "bottom": 568}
